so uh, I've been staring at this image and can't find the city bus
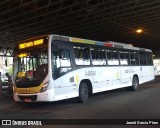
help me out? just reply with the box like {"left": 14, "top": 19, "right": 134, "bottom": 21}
{"left": 12, "top": 34, "right": 155, "bottom": 102}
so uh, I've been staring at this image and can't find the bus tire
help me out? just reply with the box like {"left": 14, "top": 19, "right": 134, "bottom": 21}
{"left": 78, "top": 82, "right": 89, "bottom": 103}
{"left": 130, "top": 76, "right": 139, "bottom": 91}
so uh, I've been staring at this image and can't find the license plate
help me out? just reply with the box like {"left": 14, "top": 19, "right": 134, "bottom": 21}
{"left": 24, "top": 99, "right": 31, "bottom": 102}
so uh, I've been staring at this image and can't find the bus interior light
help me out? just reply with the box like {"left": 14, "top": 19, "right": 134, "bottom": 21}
{"left": 136, "top": 29, "right": 143, "bottom": 34}
{"left": 18, "top": 53, "right": 27, "bottom": 58}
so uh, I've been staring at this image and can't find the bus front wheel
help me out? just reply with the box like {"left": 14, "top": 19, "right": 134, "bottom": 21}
{"left": 78, "top": 82, "right": 89, "bottom": 103}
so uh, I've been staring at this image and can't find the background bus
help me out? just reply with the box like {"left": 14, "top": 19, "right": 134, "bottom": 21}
{"left": 12, "top": 35, "right": 155, "bottom": 102}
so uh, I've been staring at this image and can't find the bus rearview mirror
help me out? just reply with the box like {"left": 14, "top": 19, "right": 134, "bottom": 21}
{"left": 5, "top": 59, "right": 7, "bottom": 67}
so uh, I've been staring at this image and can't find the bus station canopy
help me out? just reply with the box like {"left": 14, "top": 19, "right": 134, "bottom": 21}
{"left": 0, "top": 0, "right": 160, "bottom": 57}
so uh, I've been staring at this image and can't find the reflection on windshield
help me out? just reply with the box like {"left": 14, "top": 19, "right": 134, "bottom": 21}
{"left": 13, "top": 47, "right": 48, "bottom": 83}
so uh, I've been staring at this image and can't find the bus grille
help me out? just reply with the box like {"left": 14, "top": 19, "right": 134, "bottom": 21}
{"left": 16, "top": 80, "right": 42, "bottom": 88}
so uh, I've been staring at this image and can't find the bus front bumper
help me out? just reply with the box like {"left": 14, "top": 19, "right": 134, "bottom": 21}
{"left": 13, "top": 89, "right": 55, "bottom": 102}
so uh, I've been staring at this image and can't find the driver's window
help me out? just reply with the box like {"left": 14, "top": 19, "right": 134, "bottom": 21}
{"left": 52, "top": 49, "right": 71, "bottom": 79}
{"left": 52, "top": 49, "right": 71, "bottom": 68}
{"left": 59, "top": 49, "right": 71, "bottom": 67}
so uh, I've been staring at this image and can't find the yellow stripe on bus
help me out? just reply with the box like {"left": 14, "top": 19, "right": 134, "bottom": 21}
{"left": 76, "top": 75, "right": 79, "bottom": 84}
{"left": 70, "top": 37, "right": 96, "bottom": 44}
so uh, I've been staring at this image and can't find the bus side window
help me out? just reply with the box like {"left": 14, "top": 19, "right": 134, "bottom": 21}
{"left": 91, "top": 48, "right": 99, "bottom": 65}
{"left": 113, "top": 50, "right": 119, "bottom": 65}
{"left": 99, "top": 49, "right": 106, "bottom": 65}
{"left": 83, "top": 47, "right": 90, "bottom": 65}
{"left": 74, "top": 46, "right": 90, "bottom": 65}
{"left": 130, "top": 51, "right": 139, "bottom": 66}
{"left": 147, "top": 52, "right": 153, "bottom": 65}
{"left": 139, "top": 52, "right": 147, "bottom": 65}
{"left": 74, "top": 46, "right": 83, "bottom": 65}
{"left": 91, "top": 47, "right": 106, "bottom": 65}
{"left": 106, "top": 50, "right": 113, "bottom": 65}
{"left": 120, "top": 51, "right": 129, "bottom": 65}
{"left": 106, "top": 49, "right": 119, "bottom": 66}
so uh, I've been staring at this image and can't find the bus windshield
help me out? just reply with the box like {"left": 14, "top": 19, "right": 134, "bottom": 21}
{"left": 13, "top": 47, "right": 48, "bottom": 85}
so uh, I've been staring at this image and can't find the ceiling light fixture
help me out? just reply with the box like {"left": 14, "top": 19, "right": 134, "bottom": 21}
{"left": 136, "top": 29, "right": 143, "bottom": 34}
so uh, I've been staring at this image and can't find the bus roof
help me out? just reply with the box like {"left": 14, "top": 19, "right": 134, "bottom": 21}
{"left": 51, "top": 34, "right": 152, "bottom": 52}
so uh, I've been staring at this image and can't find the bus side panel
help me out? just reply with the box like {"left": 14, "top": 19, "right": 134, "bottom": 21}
{"left": 54, "top": 68, "right": 93, "bottom": 101}
{"left": 92, "top": 66, "right": 123, "bottom": 93}
{"left": 120, "top": 66, "right": 140, "bottom": 86}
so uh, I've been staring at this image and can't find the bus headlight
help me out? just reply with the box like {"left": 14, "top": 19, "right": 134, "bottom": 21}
{"left": 40, "top": 81, "right": 49, "bottom": 93}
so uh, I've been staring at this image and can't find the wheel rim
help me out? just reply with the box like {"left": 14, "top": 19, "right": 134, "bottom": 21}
{"left": 133, "top": 78, "right": 138, "bottom": 88}
{"left": 81, "top": 86, "right": 88, "bottom": 99}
